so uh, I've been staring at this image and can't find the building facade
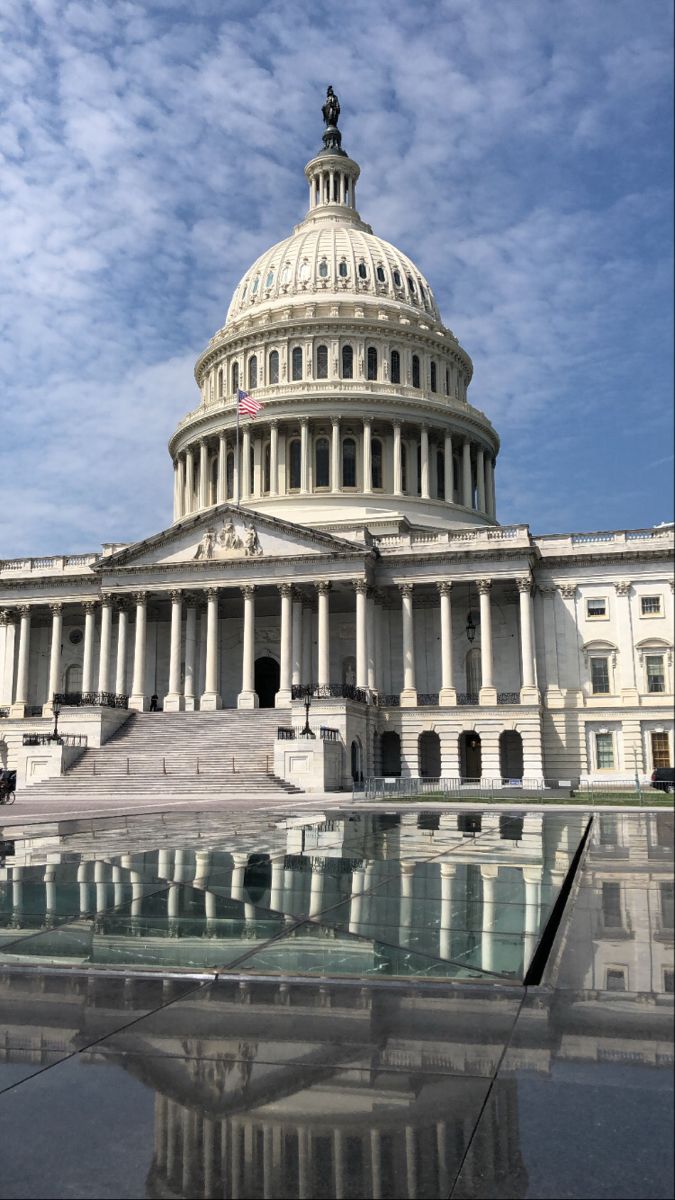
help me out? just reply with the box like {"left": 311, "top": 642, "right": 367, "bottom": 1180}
{"left": 1, "top": 96, "right": 673, "bottom": 788}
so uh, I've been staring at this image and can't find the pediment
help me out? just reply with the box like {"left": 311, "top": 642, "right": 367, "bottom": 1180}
{"left": 100, "top": 505, "right": 362, "bottom": 570}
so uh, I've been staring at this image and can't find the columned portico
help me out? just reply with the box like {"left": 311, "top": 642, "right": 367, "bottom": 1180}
{"left": 438, "top": 582, "right": 456, "bottom": 705}
{"left": 478, "top": 579, "right": 497, "bottom": 705}
{"left": 164, "top": 590, "right": 184, "bottom": 711}
{"left": 399, "top": 584, "right": 417, "bottom": 706}
{"left": 115, "top": 604, "right": 128, "bottom": 696}
{"left": 10, "top": 606, "right": 32, "bottom": 718}
{"left": 81, "top": 601, "right": 97, "bottom": 693}
{"left": 44, "top": 602, "right": 63, "bottom": 715}
{"left": 183, "top": 597, "right": 198, "bottom": 710}
{"left": 238, "top": 585, "right": 258, "bottom": 708}
{"left": 97, "top": 595, "right": 113, "bottom": 693}
{"left": 129, "top": 591, "right": 148, "bottom": 711}
{"left": 517, "top": 577, "right": 538, "bottom": 703}
{"left": 354, "top": 581, "right": 368, "bottom": 689}
{"left": 202, "top": 588, "right": 223, "bottom": 710}
{"left": 317, "top": 582, "right": 331, "bottom": 687}
{"left": 276, "top": 584, "right": 293, "bottom": 706}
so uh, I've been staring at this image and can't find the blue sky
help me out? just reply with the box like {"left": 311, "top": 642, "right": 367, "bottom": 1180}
{"left": 0, "top": 0, "right": 672, "bottom": 556}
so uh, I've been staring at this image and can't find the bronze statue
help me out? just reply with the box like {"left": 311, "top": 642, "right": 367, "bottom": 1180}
{"left": 322, "top": 86, "right": 340, "bottom": 128}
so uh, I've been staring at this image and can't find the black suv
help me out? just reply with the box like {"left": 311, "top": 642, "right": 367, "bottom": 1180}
{"left": 651, "top": 767, "right": 675, "bottom": 794}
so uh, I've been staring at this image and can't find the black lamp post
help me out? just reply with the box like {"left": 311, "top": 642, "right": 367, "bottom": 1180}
{"left": 300, "top": 685, "right": 316, "bottom": 738}
{"left": 51, "top": 700, "right": 62, "bottom": 743}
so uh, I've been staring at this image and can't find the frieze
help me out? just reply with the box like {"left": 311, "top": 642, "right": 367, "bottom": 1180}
{"left": 194, "top": 517, "right": 263, "bottom": 561}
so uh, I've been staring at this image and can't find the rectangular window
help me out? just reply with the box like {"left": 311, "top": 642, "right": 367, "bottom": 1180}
{"left": 646, "top": 655, "right": 665, "bottom": 694}
{"left": 590, "top": 657, "right": 610, "bottom": 694}
{"left": 595, "top": 731, "right": 615, "bottom": 769}
{"left": 665, "top": 970, "right": 674, "bottom": 994}
{"left": 599, "top": 815, "right": 618, "bottom": 846}
{"left": 651, "top": 731, "right": 671, "bottom": 769}
{"left": 660, "top": 881, "right": 674, "bottom": 930}
{"left": 641, "top": 595, "right": 662, "bottom": 616}
{"left": 606, "top": 968, "right": 626, "bottom": 991}
{"left": 602, "top": 882, "right": 623, "bottom": 927}
{"left": 587, "top": 598, "right": 607, "bottom": 618}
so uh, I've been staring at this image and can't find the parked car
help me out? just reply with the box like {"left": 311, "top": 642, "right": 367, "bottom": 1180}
{"left": 650, "top": 767, "right": 675, "bottom": 794}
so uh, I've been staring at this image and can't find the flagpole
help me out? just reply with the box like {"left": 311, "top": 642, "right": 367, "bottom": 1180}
{"left": 235, "top": 395, "right": 240, "bottom": 507}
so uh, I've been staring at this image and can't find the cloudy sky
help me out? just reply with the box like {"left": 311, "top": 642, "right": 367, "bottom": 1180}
{"left": 0, "top": 0, "right": 672, "bottom": 556}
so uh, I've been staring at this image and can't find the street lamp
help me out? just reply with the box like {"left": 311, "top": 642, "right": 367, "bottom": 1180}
{"left": 299, "top": 685, "right": 316, "bottom": 739}
{"left": 51, "top": 699, "right": 62, "bottom": 743}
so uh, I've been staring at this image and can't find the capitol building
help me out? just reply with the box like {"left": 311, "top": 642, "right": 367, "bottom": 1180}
{"left": 0, "top": 93, "right": 673, "bottom": 793}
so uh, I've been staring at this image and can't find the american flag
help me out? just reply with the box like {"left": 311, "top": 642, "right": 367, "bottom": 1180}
{"left": 237, "top": 388, "right": 264, "bottom": 418}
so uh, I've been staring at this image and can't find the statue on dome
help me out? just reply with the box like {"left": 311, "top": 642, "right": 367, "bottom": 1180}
{"left": 322, "top": 86, "right": 340, "bottom": 128}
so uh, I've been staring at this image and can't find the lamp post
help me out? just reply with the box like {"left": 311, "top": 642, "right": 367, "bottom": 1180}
{"left": 299, "top": 685, "right": 315, "bottom": 739}
{"left": 51, "top": 700, "right": 62, "bottom": 744}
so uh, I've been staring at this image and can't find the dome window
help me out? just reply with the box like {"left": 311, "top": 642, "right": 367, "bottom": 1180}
{"left": 420, "top": 285, "right": 428, "bottom": 307}
{"left": 265, "top": 269, "right": 275, "bottom": 288}
{"left": 407, "top": 274, "right": 416, "bottom": 294}
{"left": 393, "top": 269, "right": 402, "bottom": 288}
{"left": 372, "top": 438, "right": 383, "bottom": 489}
{"left": 367, "top": 346, "right": 378, "bottom": 381}
{"left": 358, "top": 261, "right": 367, "bottom": 279}
{"left": 376, "top": 264, "right": 386, "bottom": 283}
{"left": 318, "top": 259, "right": 329, "bottom": 278}
{"left": 342, "top": 437, "right": 357, "bottom": 488}
{"left": 299, "top": 261, "right": 310, "bottom": 282}
{"left": 412, "top": 355, "right": 421, "bottom": 389}
{"left": 445, "top": 368, "right": 450, "bottom": 395}
{"left": 268, "top": 350, "right": 279, "bottom": 385}
{"left": 430, "top": 361, "right": 437, "bottom": 393}
{"left": 252, "top": 275, "right": 260, "bottom": 294}
{"left": 292, "top": 347, "right": 303, "bottom": 381}
{"left": 241, "top": 283, "right": 248, "bottom": 302}
{"left": 316, "top": 345, "right": 328, "bottom": 379}
{"left": 231, "top": 362, "right": 240, "bottom": 394}
{"left": 217, "top": 368, "right": 223, "bottom": 398}
{"left": 400, "top": 443, "right": 408, "bottom": 493}
{"left": 390, "top": 350, "right": 401, "bottom": 384}
{"left": 315, "top": 437, "right": 330, "bottom": 488}
{"left": 281, "top": 263, "right": 291, "bottom": 284}
{"left": 338, "top": 259, "right": 349, "bottom": 278}
{"left": 248, "top": 355, "right": 258, "bottom": 390}
{"left": 289, "top": 439, "right": 301, "bottom": 490}
{"left": 263, "top": 443, "right": 271, "bottom": 493}
{"left": 342, "top": 344, "right": 354, "bottom": 379}
{"left": 436, "top": 449, "right": 445, "bottom": 499}
{"left": 226, "top": 452, "right": 235, "bottom": 499}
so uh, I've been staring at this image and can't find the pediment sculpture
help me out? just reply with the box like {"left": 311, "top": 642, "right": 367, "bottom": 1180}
{"left": 193, "top": 518, "right": 263, "bottom": 561}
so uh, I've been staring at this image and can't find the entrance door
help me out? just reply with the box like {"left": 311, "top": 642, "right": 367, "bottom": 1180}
{"left": 459, "top": 732, "right": 482, "bottom": 780}
{"left": 254, "top": 657, "right": 280, "bottom": 708}
{"left": 419, "top": 731, "right": 441, "bottom": 778}
{"left": 500, "top": 731, "right": 524, "bottom": 781}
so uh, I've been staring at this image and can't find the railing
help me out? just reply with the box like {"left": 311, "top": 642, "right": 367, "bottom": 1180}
{"left": 417, "top": 693, "right": 439, "bottom": 706}
{"left": 497, "top": 692, "right": 521, "bottom": 704}
{"left": 378, "top": 694, "right": 401, "bottom": 707}
{"left": 22, "top": 732, "right": 88, "bottom": 747}
{"left": 277, "top": 726, "right": 295, "bottom": 740}
{"left": 320, "top": 727, "right": 340, "bottom": 741}
{"left": 457, "top": 693, "right": 479, "bottom": 705}
{"left": 0, "top": 553, "right": 99, "bottom": 572}
{"left": 291, "top": 683, "right": 371, "bottom": 704}
{"left": 54, "top": 691, "right": 129, "bottom": 709}
{"left": 0, "top": 707, "right": 9, "bottom": 719}
{"left": 360, "top": 776, "right": 548, "bottom": 800}
{"left": 26, "top": 705, "right": 44, "bottom": 717}
{"left": 277, "top": 725, "right": 341, "bottom": 742}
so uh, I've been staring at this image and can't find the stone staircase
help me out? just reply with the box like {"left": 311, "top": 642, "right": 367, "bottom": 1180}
{"left": 21, "top": 710, "right": 303, "bottom": 803}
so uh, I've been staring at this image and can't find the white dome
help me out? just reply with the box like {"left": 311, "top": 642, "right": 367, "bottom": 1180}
{"left": 225, "top": 222, "right": 441, "bottom": 326}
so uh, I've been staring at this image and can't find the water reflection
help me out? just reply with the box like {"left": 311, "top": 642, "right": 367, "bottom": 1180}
{"left": 0, "top": 811, "right": 588, "bottom": 979}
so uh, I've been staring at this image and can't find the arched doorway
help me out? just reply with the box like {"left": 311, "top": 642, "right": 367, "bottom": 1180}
{"left": 350, "top": 738, "right": 363, "bottom": 783}
{"left": 65, "top": 663, "right": 82, "bottom": 693}
{"left": 419, "top": 731, "right": 441, "bottom": 778}
{"left": 500, "top": 731, "right": 524, "bottom": 781}
{"left": 381, "top": 731, "right": 401, "bottom": 776}
{"left": 459, "top": 731, "right": 482, "bottom": 780}
{"left": 254, "top": 657, "right": 279, "bottom": 708}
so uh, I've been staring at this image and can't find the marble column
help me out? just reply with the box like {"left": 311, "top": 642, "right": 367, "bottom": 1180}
{"left": 439, "top": 862, "right": 456, "bottom": 959}
{"left": 480, "top": 864, "right": 498, "bottom": 973}
{"left": 115, "top": 604, "right": 128, "bottom": 696}
{"left": 308, "top": 861, "right": 325, "bottom": 918}
{"left": 0, "top": 612, "right": 15, "bottom": 708}
{"left": 477, "top": 579, "right": 497, "bottom": 704}
{"left": 276, "top": 583, "right": 292, "bottom": 706}
{"left": 292, "top": 592, "right": 303, "bottom": 687}
{"left": 183, "top": 597, "right": 198, "bottom": 711}
{"left": 540, "top": 586, "right": 562, "bottom": 703}
{"left": 420, "top": 424, "right": 430, "bottom": 499}
{"left": 393, "top": 421, "right": 402, "bottom": 496}
{"left": 462, "top": 439, "right": 472, "bottom": 509}
{"left": 217, "top": 432, "right": 227, "bottom": 504}
{"left": 399, "top": 584, "right": 417, "bottom": 706}
{"left": 615, "top": 581, "right": 639, "bottom": 701}
{"left": 438, "top": 582, "right": 456, "bottom": 705}
{"left": 174, "top": 457, "right": 183, "bottom": 521}
{"left": 270, "top": 420, "right": 279, "bottom": 496}
{"left": 476, "top": 447, "right": 486, "bottom": 512}
{"left": 355, "top": 581, "right": 368, "bottom": 690}
{"left": 399, "top": 862, "right": 415, "bottom": 947}
{"left": 363, "top": 418, "right": 372, "bottom": 494}
{"left": 164, "top": 590, "right": 184, "bottom": 711}
{"left": 487, "top": 456, "right": 496, "bottom": 519}
{"left": 302, "top": 598, "right": 314, "bottom": 685}
{"left": 331, "top": 418, "right": 340, "bottom": 493}
{"left": 201, "top": 588, "right": 222, "bottom": 710}
{"left": 300, "top": 417, "right": 309, "bottom": 494}
{"left": 199, "top": 439, "right": 208, "bottom": 508}
{"left": 517, "top": 577, "right": 538, "bottom": 702}
{"left": 238, "top": 585, "right": 258, "bottom": 707}
{"left": 97, "top": 595, "right": 113, "bottom": 694}
{"left": 317, "top": 582, "right": 331, "bottom": 687}
{"left": 45, "top": 602, "right": 63, "bottom": 713}
{"left": 185, "top": 446, "right": 194, "bottom": 514}
{"left": 81, "top": 601, "right": 97, "bottom": 694}
{"left": 349, "top": 866, "right": 365, "bottom": 934}
{"left": 129, "top": 592, "right": 148, "bottom": 711}
{"left": 444, "top": 431, "right": 453, "bottom": 503}
{"left": 366, "top": 589, "right": 376, "bottom": 692}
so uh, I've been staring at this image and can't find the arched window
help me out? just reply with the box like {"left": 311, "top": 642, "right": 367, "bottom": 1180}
{"left": 252, "top": 275, "right": 260, "bottom": 294}
{"left": 338, "top": 259, "right": 348, "bottom": 278}
{"left": 298, "top": 260, "right": 310, "bottom": 282}
{"left": 358, "top": 261, "right": 367, "bottom": 279}
{"left": 263, "top": 443, "right": 271, "bottom": 494}
{"left": 268, "top": 350, "right": 279, "bottom": 385}
{"left": 376, "top": 264, "right": 386, "bottom": 283}
{"left": 248, "top": 355, "right": 257, "bottom": 390}
{"left": 281, "top": 263, "right": 291, "bottom": 284}
{"left": 289, "top": 439, "right": 301, "bottom": 490}
{"left": 315, "top": 437, "right": 330, "bottom": 488}
{"left": 265, "top": 269, "right": 274, "bottom": 288}
{"left": 430, "top": 361, "right": 437, "bottom": 392}
{"left": 393, "top": 269, "right": 402, "bottom": 288}
{"left": 407, "top": 274, "right": 415, "bottom": 294}
{"left": 217, "top": 368, "right": 223, "bottom": 397}
{"left": 390, "top": 350, "right": 401, "bottom": 384}
{"left": 291, "top": 347, "right": 303, "bottom": 381}
{"left": 342, "top": 344, "right": 354, "bottom": 379}
{"left": 412, "top": 355, "right": 420, "bottom": 388}
{"left": 318, "top": 259, "right": 328, "bottom": 278}
{"left": 316, "top": 344, "right": 328, "bottom": 379}
{"left": 226, "top": 452, "right": 234, "bottom": 499}
{"left": 231, "top": 362, "right": 239, "bottom": 394}
{"left": 400, "top": 443, "right": 408, "bottom": 493}
{"left": 436, "top": 449, "right": 445, "bottom": 499}
{"left": 371, "top": 438, "right": 383, "bottom": 489}
{"left": 367, "top": 346, "right": 378, "bottom": 381}
{"left": 342, "top": 437, "right": 356, "bottom": 487}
